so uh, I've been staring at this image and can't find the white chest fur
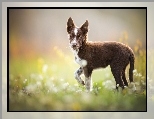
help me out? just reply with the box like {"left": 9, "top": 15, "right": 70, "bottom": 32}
{"left": 72, "top": 49, "right": 87, "bottom": 67}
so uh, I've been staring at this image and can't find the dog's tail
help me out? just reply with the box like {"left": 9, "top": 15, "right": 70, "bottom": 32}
{"left": 129, "top": 52, "right": 135, "bottom": 83}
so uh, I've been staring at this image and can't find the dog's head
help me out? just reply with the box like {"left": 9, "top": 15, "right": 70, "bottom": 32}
{"left": 67, "top": 17, "right": 88, "bottom": 50}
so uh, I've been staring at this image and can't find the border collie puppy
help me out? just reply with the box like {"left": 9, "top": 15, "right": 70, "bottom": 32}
{"left": 67, "top": 17, "right": 135, "bottom": 91}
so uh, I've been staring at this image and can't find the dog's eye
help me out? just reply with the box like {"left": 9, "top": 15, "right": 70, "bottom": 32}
{"left": 70, "top": 34, "right": 75, "bottom": 38}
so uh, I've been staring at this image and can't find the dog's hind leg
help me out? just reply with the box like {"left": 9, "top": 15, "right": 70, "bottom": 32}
{"left": 75, "top": 67, "right": 85, "bottom": 85}
{"left": 122, "top": 68, "right": 128, "bottom": 87}
{"left": 110, "top": 66, "right": 125, "bottom": 90}
{"left": 114, "top": 71, "right": 124, "bottom": 90}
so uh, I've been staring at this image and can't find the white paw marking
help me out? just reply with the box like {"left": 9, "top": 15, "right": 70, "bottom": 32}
{"left": 124, "top": 85, "right": 128, "bottom": 88}
{"left": 116, "top": 84, "right": 119, "bottom": 87}
{"left": 85, "top": 77, "right": 93, "bottom": 91}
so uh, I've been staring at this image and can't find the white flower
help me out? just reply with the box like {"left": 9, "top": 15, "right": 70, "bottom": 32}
{"left": 138, "top": 73, "right": 142, "bottom": 77}
{"left": 74, "top": 84, "right": 79, "bottom": 87}
{"left": 52, "top": 87, "right": 58, "bottom": 93}
{"left": 36, "top": 81, "right": 42, "bottom": 87}
{"left": 25, "top": 84, "right": 37, "bottom": 92}
{"left": 62, "top": 82, "right": 69, "bottom": 89}
{"left": 133, "top": 69, "right": 137, "bottom": 73}
{"left": 76, "top": 89, "right": 82, "bottom": 93}
{"left": 60, "top": 78, "right": 64, "bottom": 82}
{"left": 38, "top": 74, "right": 43, "bottom": 80}
{"left": 23, "top": 79, "right": 27, "bottom": 83}
{"left": 42, "top": 64, "right": 48, "bottom": 73}
{"left": 102, "top": 80, "right": 115, "bottom": 90}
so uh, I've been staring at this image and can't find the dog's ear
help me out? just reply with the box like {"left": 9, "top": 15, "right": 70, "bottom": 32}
{"left": 67, "top": 17, "right": 75, "bottom": 34}
{"left": 80, "top": 20, "right": 88, "bottom": 35}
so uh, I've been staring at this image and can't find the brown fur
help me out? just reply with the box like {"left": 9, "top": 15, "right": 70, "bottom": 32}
{"left": 78, "top": 41, "right": 135, "bottom": 88}
{"left": 67, "top": 17, "right": 135, "bottom": 90}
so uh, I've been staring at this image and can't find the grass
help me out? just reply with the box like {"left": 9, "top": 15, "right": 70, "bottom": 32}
{"left": 9, "top": 42, "right": 147, "bottom": 111}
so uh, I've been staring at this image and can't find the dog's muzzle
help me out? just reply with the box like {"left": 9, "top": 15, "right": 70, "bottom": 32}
{"left": 71, "top": 43, "right": 80, "bottom": 50}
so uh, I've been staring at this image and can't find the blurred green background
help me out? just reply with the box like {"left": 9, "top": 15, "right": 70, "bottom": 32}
{"left": 9, "top": 9, "right": 147, "bottom": 111}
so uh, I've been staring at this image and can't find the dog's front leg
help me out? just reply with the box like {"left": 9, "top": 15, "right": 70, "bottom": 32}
{"left": 85, "top": 77, "right": 92, "bottom": 91}
{"left": 74, "top": 67, "right": 85, "bottom": 85}
{"left": 83, "top": 67, "right": 93, "bottom": 91}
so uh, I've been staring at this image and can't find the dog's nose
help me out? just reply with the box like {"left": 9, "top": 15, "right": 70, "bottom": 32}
{"left": 72, "top": 44, "right": 77, "bottom": 47}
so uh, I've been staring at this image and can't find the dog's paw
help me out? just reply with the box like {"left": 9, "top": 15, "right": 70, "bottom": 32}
{"left": 81, "top": 80, "right": 85, "bottom": 85}
{"left": 77, "top": 80, "right": 85, "bottom": 86}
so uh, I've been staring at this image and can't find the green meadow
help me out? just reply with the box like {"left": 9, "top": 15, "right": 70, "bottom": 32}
{"left": 9, "top": 40, "right": 147, "bottom": 111}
